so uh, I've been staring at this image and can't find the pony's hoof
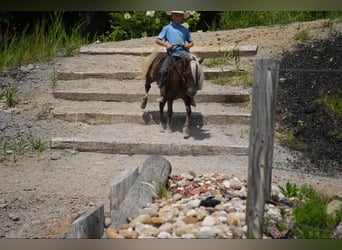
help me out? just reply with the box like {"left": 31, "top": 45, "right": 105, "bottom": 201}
{"left": 165, "top": 128, "right": 172, "bottom": 133}
{"left": 183, "top": 128, "right": 190, "bottom": 138}
{"left": 141, "top": 99, "right": 147, "bottom": 109}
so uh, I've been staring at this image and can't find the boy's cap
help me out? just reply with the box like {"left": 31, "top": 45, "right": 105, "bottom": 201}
{"left": 166, "top": 11, "right": 190, "bottom": 19}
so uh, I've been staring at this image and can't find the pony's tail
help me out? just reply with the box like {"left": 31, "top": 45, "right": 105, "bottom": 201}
{"left": 141, "top": 49, "right": 159, "bottom": 79}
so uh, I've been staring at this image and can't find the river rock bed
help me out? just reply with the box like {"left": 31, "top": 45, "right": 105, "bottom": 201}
{"left": 102, "top": 171, "right": 297, "bottom": 239}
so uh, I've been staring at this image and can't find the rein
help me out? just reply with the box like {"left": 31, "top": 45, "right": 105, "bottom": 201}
{"left": 167, "top": 51, "right": 186, "bottom": 84}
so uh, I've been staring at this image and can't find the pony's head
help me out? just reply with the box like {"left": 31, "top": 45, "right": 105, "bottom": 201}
{"left": 183, "top": 54, "right": 204, "bottom": 98}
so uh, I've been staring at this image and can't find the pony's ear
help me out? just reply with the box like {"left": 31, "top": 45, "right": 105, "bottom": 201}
{"left": 197, "top": 57, "right": 204, "bottom": 64}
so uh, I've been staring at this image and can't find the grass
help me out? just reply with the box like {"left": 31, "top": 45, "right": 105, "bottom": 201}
{"left": 156, "top": 181, "right": 172, "bottom": 199}
{"left": 218, "top": 11, "right": 342, "bottom": 30}
{"left": 0, "top": 136, "right": 46, "bottom": 162}
{"left": 51, "top": 69, "right": 58, "bottom": 90}
{"left": 31, "top": 137, "right": 45, "bottom": 153}
{"left": 294, "top": 26, "right": 311, "bottom": 42}
{"left": 4, "top": 85, "right": 18, "bottom": 107}
{"left": 204, "top": 46, "right": 253, "bottom": 87}
{"left": 0, "top": 12, "right": 90, "bottom": 73}
{"left": 315, "top": 95, "right": 342, "bottom": 116}
{"left": 276, "top": 182, "right": 342, "bottom": 239}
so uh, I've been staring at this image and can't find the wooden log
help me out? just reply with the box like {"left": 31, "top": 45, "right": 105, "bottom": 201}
{"left": 71, "top": 204, "right": 104, "bottom": 238}
{"left": 111, "top": 155, "right": 172, "bottom": 230}
{"left": 110, "top": 166, "right": 139, "bottom": 212}
{"left": 246, "top": 59, "right": 279, "bottom": 238}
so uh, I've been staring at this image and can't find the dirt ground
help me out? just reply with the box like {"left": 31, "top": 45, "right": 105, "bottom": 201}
{"left": 0, "top": 19, "right": 341, "bottom": 238}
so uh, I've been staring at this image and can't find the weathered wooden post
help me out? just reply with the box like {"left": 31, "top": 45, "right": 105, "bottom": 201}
{"left": 246, "top": 58, "right": 279, "bottom": 238}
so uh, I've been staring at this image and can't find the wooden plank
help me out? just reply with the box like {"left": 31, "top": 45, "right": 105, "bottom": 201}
{"left": 245, "top": 59, "right": 279, "bottom": 238}
{"left": 110, "top": 166, "right": 139, "bottom": 212}
{"left": 71, "top": 204, "right": 104, "bottom": 238}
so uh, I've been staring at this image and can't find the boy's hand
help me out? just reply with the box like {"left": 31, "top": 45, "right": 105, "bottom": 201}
{"left": 166, "top": 44, "right": 173, "bottom": 51}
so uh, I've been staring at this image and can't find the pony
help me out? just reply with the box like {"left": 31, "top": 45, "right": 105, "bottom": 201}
{"left": 141, "top": 52, "right": 204, "bottom": 138}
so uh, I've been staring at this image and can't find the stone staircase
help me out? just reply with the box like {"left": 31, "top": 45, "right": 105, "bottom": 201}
{"left": 49, "top": 42, "right": 258, "bottom": 172}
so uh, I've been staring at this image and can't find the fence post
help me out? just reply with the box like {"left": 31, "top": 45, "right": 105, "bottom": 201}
{"left": 246, "top": 58, "right": 279, "bottom": 238}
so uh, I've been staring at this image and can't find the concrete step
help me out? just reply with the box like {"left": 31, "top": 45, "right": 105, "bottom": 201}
{"left": 52, "top": 100, "right": 251, "bottom": 126}
{"left": 50, "top": 123, "right": 250, "bottom": 156}
{"left": 53, "top": 78, "right": 251, "bottom": 103}
{"left": 79, "top": 44, "right": 258, "bottom": 57}
{"left": 54, "top": 54, "right": 246, "bottom": 81}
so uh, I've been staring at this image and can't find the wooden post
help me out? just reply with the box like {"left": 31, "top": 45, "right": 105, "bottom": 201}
{"left": 246, "top": 58, "right": 279, "bottom": 238}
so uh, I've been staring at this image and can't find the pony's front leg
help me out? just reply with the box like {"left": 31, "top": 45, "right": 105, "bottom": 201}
{"left": 159, "top": 101, "right": 166, "bottom": 131}
{"left": 183, "top": 99, "right": 192, "bottom": 138}
{"left": 141, "top": 81, "right": 152, "bottom": 109}
{"left": 165, "top": 100, "right": 173, "bottom": 133}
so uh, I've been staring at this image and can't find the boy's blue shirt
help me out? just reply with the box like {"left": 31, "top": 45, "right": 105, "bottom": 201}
{"left": 157, "top": 22, "right": 193, "bottom": 57}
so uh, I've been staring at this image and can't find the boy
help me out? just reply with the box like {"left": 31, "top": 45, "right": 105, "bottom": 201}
{"left": 155, "top": 11, "right": 196, "bottom": 106}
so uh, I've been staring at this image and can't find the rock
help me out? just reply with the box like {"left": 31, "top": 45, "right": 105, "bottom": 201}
{"left": 158, "top": 222, "right": 173, "bottom": 234}
{"left": 181, "top": 172, "right": 194, "bottom": 181}
{"left": 196, "top": 226, "right": 221, "bottom": 239}
{"left": 327, "top": 200, "right": 342, "bottom": 219}
{"left": 51, "top": 152, "right": 61, "bottom": 160}
{"left": 185, "top": 199, "right": 201, "bottom": 208}
{"left": 135, "top": 223, "right": 158, "bottom": 237}
{"left": 182, "top": 216, "right": 198, "bottom": 224}
{"left": 202, "top": 215, "right": 217, "bottom": 227}
{"left": 129, "top": 214, "right": 152, "bottom": 228}
{"left": 182, "top": 233, "right": 195, "bottom": 239}
{"left": 151, "top": 217, "right": 164, "bottom": 227}
{"left": 8, "top": 213, "right": 19, "bottom": 221}
{"left": 333, "top": 222, "right": 342, "bottom": 239}
{"left": 157, "top": 231, "right": 171, "bottom": 238}
{"left": 200, "top": 197, "right": 220, "bottom": 207}
{"left": 230, "top": 225, "right": 245, "bottom": 239}
{"left": 0, "top": 203, "right": 8, "bottom": 209}
{"left": 227, "top": 213, "right": 242, "bottom": 227}
{"left": 106, "top": 228, "right": 124, "bottom": 239}
{"left": 172, "top": 193, "right": 183, "bottom": 202}
{"left": 118, "top": 228, "right": 136, "bottom": 239}
{"left": 104, "top": 217, "right": 112, "bottom": 228}
{"left": 223, "top": 180, "right": 231, "bottom": 188}
{"left": 229, "top": 178, "right": 242, "bottom": 190}
{"left": 175, "top": 224, "right": 198, "bottom": 237}
{"left": 158, "top": 207, "right": 177, "bottom": 222}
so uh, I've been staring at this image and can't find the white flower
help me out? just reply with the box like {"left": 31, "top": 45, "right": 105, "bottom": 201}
{"left": 124, "top": 13, "right": 131, "bottom": 19}
{"left": 146, "top": 11, "right": 155, "bottom": 17}
{"left": 188, "top": 11, "right": 196, "bottom": 16}
{"left": 182, "top": 23, "right": 189, "bottom": 29}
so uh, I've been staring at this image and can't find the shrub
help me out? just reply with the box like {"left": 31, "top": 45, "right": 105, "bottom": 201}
{"left": 100, "top": 11, "right": 200, "bottom": 42}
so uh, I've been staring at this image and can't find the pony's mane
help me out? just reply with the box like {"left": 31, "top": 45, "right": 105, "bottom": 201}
{"left": 188, "top": 54, "right": 204, "bottom": 90}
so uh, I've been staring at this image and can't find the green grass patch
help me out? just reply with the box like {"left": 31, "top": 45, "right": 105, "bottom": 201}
{"left": 4, "top": 85, "right": 18, "bottom": 107}
{"left": 0, "top": 12, "right": 90, "bottom": 73}
{"left": 294, "top": 27, "right": 311, "bottom": 42}
{"left": 315, "top": 95, "right": 342, "bottom": 116}
{"left": 156, "top": 181, "right": 172, "bottom": 199}
{"left": 218, "top": 11, "right": 342, "bottom": 30}
{"left": 277, "top": 182, "right": 342, "bottom": 239}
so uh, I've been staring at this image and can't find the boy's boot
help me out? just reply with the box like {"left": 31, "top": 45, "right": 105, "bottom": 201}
{"left": 156, "top": 71, "right": 167, "bottom": 102}
{"left": 190, "top": 97, "right": 196, "bottom": 107}
{"left": 156, "top": 85, "right": 166, "bottom": 102}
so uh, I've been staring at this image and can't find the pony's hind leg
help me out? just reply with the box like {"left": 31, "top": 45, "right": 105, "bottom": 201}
{"left": 141, "top": 81, "right": 152, "bottom": 109}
